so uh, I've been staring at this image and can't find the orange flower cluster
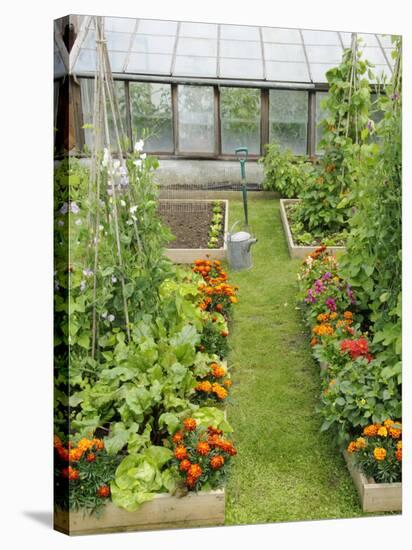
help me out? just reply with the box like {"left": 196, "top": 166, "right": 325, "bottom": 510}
{"left": 171, "top": 423, "right": 236, "bottom": 490}
{"left": 362, "top": 421, "right": 402, "bottom": 440}
{"left": 193, "top": 259, "right": 238, "bottom": 314}
{"left": 54, "top": 435, "right": 105, "bottom": 480}
{"left": 194, "top": 362, "right": 231, "bottom": 401}
{"left": 312, "top": 310, "right": 354, "bottom": 340}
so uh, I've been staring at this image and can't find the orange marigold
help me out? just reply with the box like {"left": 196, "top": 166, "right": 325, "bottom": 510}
{"left": 179, "top": 459, "right": 191, "bottom": 472}
{"left": 183, "top": 418, "right": 197, "bottom": 431}
{"left": 363, "top": 424, "right": 379, "bottom": 437}
{"left": 174, "top": 446, "right": 188, "bottom": 461}
{"left": 373, "top": 447, "right": 387, "bottom": 461}
{"left": 86, "top": 453, "right": 96, "bottom": 463}
{"left": 343, "top": 311, "right": 353, "bottom": 320}
{"left": 347, "top": 441, "right": 358, "bottom": 453}
{"left": 212, "top": 383, "right": 228, "bottom": 400}
{"left": 207, "top": 426, "right": 223, "bottom": 436}
{"left": 172, "top": 431, "right": 185, "bottom": 445}
{"left": 56, "top": 446, "right": 69, "bottom": 461}
{"left": 77, "top": 438, "right": 93, "bottom": 452}
{"left": 97, "top": 485, "right": 110, "bottom": 498}
{"left": 186, "top": 475, "right": 197, "bottom": 489}
{"left": 389, "top": 427, "right": 401, "bottom": 439}
{"left": 69, "top": 448, "right": 83, "bottom": 462}
{"left": 211, "top": 365, "right": 226, "bottom": 378}
{"left": 210, "top": 455, "right": 225, "bottom": 470}
{"left": 61, "top": 466, "right": 79, "bottom": 481}
{"left": 92, "top": 438, "right": 105, "bottom": 451}
{"left": 395, "top": 449, "right": 402, "bottom": 462}
{"left": 355, "top": 437, "right": 367, "bottom": 450}
{"left": 223, "top": 379, "right": 232, "bottom": 388}
{"left": 221, "top": 330, "right": 229, "bottom": 337}
{"left": 196, "top": 442, "right": 211, "bottom": 456}
{"left": 53, "top": 435, "right": 62, "bottom": 448}
{"left": 195, "top": 380, "right": 213, "bottom": 393}
{"left": 188, "top": 464, "right": 202, "bottom": 479}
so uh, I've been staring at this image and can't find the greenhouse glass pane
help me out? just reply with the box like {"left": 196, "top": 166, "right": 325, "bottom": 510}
{"left": 132, "top": 35, "right": 176, "bottom": 54}
{"left": 220, "top": 88, "right": 261, "bottom": 155}
{"left": 220, "top": 58, "right": 263, "bottom": 79}
{"left": 104, "top": 17, "right": 136, "bottom": 33}
{"left": 261, "top": 27, "right": 301, "bottom": 43}
{"left": 180, "top": 22, "right": 218, "bottom": 39}
{"left": 358, "top": 33, "right": 378, "bottom": 47}
{"left": 129, "top": 82, "right": 173, "bottom": 152}
{"left": 138, "top": 19, "right": 178, "bottom": 36}
{"left": 178, "top": 85, "right": 215, "bottom": 153}
{"left": 266, "top": 61, "right": 310, "bottom": 82}
{"left": 310, "top": 63, "right": 337, "bottom": 83}
{"left": 269, "top": 89, "right": 308, "bottom": 154}
{"left": 372, "top": 65, "right": 392, "bottom": 82}
{"left": 76, "top": 49, "right": 97, "bottom": 72}
{"left": 362, "top": 47, "right": 387, "bottom": 65}
{"left": 339, "top": 32, "right": 353, "bottom": 47}
{"left": 177, "top": 37, "right": 218, "bottom": 57}
{"left": 378, "top": 34, "right": 397, "bottom": 48}
{"left": 108, "top": 52, "right": 129, "bottom": 72}
{"left": 106, "top": 32, "right": 133, "bottom": 51}
{"left": 174, "top": 56, "right": 217, "bottom": 77}
{"left": 82, "top": 29, "right": 97, "bottom": 49}
{"left": 80, "top": 79, "right": 127, "bottom": 152}
{"left": 220, "top": 39, "right": 261, "bottom": 59}
{"left": 315, "top": 91, "right": 328, "bottom": 153}
{"left": 127, "top": 52, "right": 172, "bottom": 74}
{"left": 264, "top": 43, "right": 306, "bottom": 62}
{"left": 220, "top": 25, "right": 259, "bottom": 41}
{"left": 305, "top": 45, "right": 343, "bottom": 63}
{"left": 302, "top": 29, "right": 340, "bottom": 45}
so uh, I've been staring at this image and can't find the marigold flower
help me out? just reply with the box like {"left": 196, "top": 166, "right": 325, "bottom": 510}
{"left": 347, "top": 441, "right": 358, "bottom": 453}
{"left": 54, "top": 435, "right": 62, "bottom": 448}
{"left": 355, "top": 437, "right": 367, "bottom": 450}
{"left": 86, "top": 453, "right": 96, "bottom": 462}
{"left": 363, "top": 424, "right": 379, "bottom": 437}
{"left": 212, "top": 383, "right": 228, "bottom": 400}
{"left": 186, "top": 475, "right": 197, "bottom": 488}
{"left": 223, "top": 379, "right": 232, "bottom": 388}
{"left": 207, "top": 426, "right": 223, "bottom": 436}
{"left": 56, "top": 446, "right": 69, "bottom": 461}
{"left": 61, "top": 466, "right": 79, "bottom": 480}
{"left": 377, "top": 426, "right": 388, "bottom": 438}
{"left": 77, "top": 438, "right": 93, "bottom": 452}
{"left": 172, "top": 431, "right": 185, "bottom": 445}
{"left": 195, "top": 380, "right": 213, "bottom": 393}
{"left": 396, "top": 441, "right": 402, "bottom": 450}
{"left": 221, "top": 330, "right": 229, "bottom": 337}
{"left": 395, "top": 449, "right": 402, "bottom": 462}
{"left": 69, "top": 448, "right": 83, "bottom": 462}
{"left": 211, "top": 365, "right": 226, "bottom": 378}
{"left": 210, "top": 455, "right": 225, "bottom": 470}
{"left": 92, "top": 438, "right": 104, "bottom": 451}
{"left": 188, "top": 464, "right": 202, "bottom": 479}
{"left": 230, "top": 296, "right": 238, "bottom": 303}
{"left": 389, "top": 427, "right": 401, "bottom": 439}
{"left": 196, "top": 442, "right": 211, "bottom": 456}
{"left": 216, "top": 304, "right": 223, "bottom": 312}
{"left": 179, "top": 459, "right": 191, "bottom": 472}
{"left": 373, "top": 447, "right": 387, "bottom": 461}
{"left": 343, "top": 311, "right": 353, "bottom": 320}
{"left": 183, "top": 418, "right": 197, "bottom": 431}
{"left": 97, "top": 485, "right": 110, "bottom": 498}
{"left": 174, "top": 446, "right": 188, "bottom": 461}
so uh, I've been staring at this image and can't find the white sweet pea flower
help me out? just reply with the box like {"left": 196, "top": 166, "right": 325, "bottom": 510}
{"left": 130, "top": 205, "right": 138, "bottom": 214}
{"left": 134, "top": 159, "right": 142, "bottom": 169}
{"left": 107, "top": 314, "right": 115, "bottom": 323}
{"left": 102, "top": 148, "right": 110, "bottom": 168}
{"left": 134, "top": 139, "right": 144, "bottom": 152}
{"left": 120, "top": 199, "right": 126, "bottom": 207}
{"left": 141, "top": 153, "right": 147, "bottom": 160}
{"left": 126, "top": 219, "right": 134, "bottom": 226}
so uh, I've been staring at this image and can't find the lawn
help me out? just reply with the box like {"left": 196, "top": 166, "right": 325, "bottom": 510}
{"left": 224, "top": 196, "right": 369, "bottom": 524}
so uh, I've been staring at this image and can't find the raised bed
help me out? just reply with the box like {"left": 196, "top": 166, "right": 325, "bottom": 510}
{"left": 280, "top": 199, "right": 346, "bottom": 260}
{"left": 159, "top": 199, "right": 228, "bottom": 264}
{"left": 54, "top": 489, "right": 225, "bottom": 536}
{"left": 343, "top": 451, "right": 402, "bottom": 513}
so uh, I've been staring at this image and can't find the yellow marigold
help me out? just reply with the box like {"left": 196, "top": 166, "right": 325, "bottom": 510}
{"left": 330, "top": 312, "right": 338, "bottom": 320}
{"left": 373, "top": 447, "right": 387, "bottom": 461}
{"left": 377, "top": 426, "right": 388, "bottom": 438}
{"left": 355, "top": 437, "right": 367, "bottom": 450}
{"left": 363, "top": 424, "right": 379, "bottom": 437}
{"left": 69, "top": 448, "right": 83, "bottom": 462}
{"left": 77, "top": 438, "right": 93, "bottom": 452}
{"left": 383, "top": 419, "right": 394, "bottom": 427}
{"left": 347, "top": 441, "right": 358, "bottom": 453}
{"left": 230, "top": 296, "right": 238, "bottom": 304}
{"left": 396, "top": 441, "right": 402, "bottom": 450}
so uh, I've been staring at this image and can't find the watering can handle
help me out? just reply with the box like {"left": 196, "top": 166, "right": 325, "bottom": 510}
{"left": 235, "top": 147, "right": 248, "bottom": 161}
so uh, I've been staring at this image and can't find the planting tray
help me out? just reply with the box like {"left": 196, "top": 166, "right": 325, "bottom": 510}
{"left": 343, "top": 451, "right": 402, "bottom": 513}
{"left": 54, "top": 489, "right": 225, "bottom": 536}
{"left": 280, "top": 199, "right": 346, "bottom": 260}
{"left": 160, "top": 199, "right": 228, "bottom": 264}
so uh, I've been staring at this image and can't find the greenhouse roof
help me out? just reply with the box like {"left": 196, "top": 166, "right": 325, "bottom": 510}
{"left": 65, "top": 15, "right": 398, "bottom": 86}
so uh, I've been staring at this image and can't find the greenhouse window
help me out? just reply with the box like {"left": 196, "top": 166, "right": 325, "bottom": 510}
{"left": 315, "top": 90, "right": 328, "bottom": 154}
{"left": 220, "top": 87, "right": 261, "bottom": 155}
{"left": 269, "top": 89, "right": 308, "bottom": 155}
{"left": 129, "top": 82, "right": 173, "bottom": 152}
{"left": 177, "top": 85, "right": 215, "bottom": 153}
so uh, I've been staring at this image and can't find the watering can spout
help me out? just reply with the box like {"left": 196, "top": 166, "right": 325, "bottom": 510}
{"left": 247, "top": 237, "right": 257, "bottom": 252}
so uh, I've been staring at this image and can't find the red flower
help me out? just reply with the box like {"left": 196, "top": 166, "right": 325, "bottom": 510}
{"left": 97, "top": 485, "right": 110, "bottom": 498}
{"left": 86, "top": 453, "right": 96, "bottom": 462}
{"left": 61, "top": 466, "right": 79, "bottom": 481}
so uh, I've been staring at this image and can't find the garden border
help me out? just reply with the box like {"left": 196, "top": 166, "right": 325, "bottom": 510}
{"left": 279, "top": 199, "right": 346, "bottom": 259}
{"left": 54, "top": 489, "right": 225, "bottom": 536}
{"left": 162, "top": 199, "right": 229, "bottom": 264}
{"left": 343, "top": 451, "right": 402, "bottom": 513}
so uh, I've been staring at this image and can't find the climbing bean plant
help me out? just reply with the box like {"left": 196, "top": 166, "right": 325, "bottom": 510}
{"left": 296, "top": 35, "right": 373, "bottom": 236}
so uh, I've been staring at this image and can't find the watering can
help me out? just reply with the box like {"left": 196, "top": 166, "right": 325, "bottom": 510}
{"left": 226, "top": 222, "right": 257, "bottom": 271}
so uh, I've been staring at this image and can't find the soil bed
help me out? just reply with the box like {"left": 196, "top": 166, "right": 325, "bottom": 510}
{"left": 159, "top": 201, "right": 225, "bottom": 249}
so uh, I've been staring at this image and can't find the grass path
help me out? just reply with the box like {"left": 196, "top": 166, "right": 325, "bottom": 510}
{"left": 224, "top": 197, "right": 366, "bottom": 524}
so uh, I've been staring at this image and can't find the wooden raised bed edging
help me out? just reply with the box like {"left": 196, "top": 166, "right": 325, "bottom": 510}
{"left": 163, "top": 199, "right": 229, "bottom": 264}
{"left": 279, "top": 199, "right": 346, "bottom": 260}
{"left": 54, "top": 489, "right": 225, "bottom": 536}
{"left": 343, "top": 451, "right": 402, "bottom": 513}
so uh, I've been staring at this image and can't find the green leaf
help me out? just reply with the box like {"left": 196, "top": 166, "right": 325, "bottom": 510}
{"left": 104, "top": 422, "right": 139, "bottom": 455}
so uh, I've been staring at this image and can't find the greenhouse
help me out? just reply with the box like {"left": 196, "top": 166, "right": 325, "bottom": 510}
{"left": 54, "top": 14, "right": 402, "bottom": 536}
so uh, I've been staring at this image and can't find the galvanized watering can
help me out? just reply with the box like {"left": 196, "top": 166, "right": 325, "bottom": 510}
{"left": 226, "top": 222, "right": 257, "bottom": 271}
